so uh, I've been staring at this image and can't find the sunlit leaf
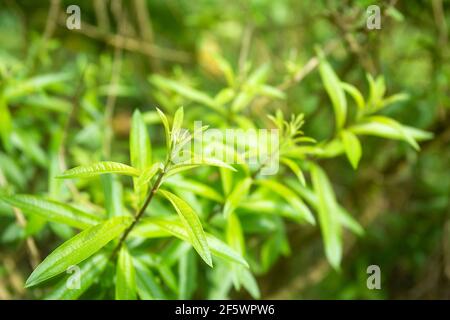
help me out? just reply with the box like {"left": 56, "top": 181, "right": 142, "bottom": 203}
{"left": 133, "top": 217, "right": 248, "bottom": 268}
{"left": 165, "top": 176, "right": 223, "bottom": 203}
{"left": 310, "top": 164, "right": 342, "bottom": 269}
{"left": 281, "top": 157, "right": 306, "bottom": 186}
{"left": 4, "top": 73, "right": 71, "bottom": 100}
{"left": 25, "top": 216, "right": 132, "bottom": 287}
{"left": 0, "top": 194, "right": 102, "bottom": 229}
{"left": 223, "top": 177, "right": 252, "bottom": 217}
{"left": 150, "top": 75, "right": 222, "bottom": 113}
{"left": 317, "top": 52, "right": 347, "bottom": 129}
{"left": 341, "top": 130, "right": 362, "bottom": 169}
{"left": 134, "top": 260, "right": 167, "bottom": 299}
{"left": 158, "top": 189, "right": 212, "bottom": 267}
{"left": 156, "top": 107, "right": 171, "bottom": 151}
{"left": 341, "top": 82, "right": 365, "bottom": 110}
{"left": 0, "top": 99, "right": 12, "bottom": 151}
{"left": 57, "top": 161, "right": 140, "bottom": 179}
{"left": 178, "top": 249, "right": 197, "bottom": 299}
{"left": 45, "top": 253, "right": 108, "bottom": 300}
{"left": 101, "top": 174, "right": 124, "bottom": 218}
{"left": 256, "top": 179, "right": 315, "bottom": 225}
{"left": 130, "top": 110, "right": 152, "bottom": 204}
{"left": 115, "top": 245, "right": 137, "bottom": 300}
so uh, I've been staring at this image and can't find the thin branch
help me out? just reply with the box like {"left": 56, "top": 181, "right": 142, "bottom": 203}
{"left": 0, "top": 169, "right": 40, "bottom": 269}
{"left": 103, "top": 0, "right": 125, "bottom": 158}
{"left": 58, "top": 15, "right": 191, "bottom": 63}
{"left": 94, "top": 0, "right": 110, "bottom": 32}
{"left": 110, "top": 167, "right": 166, "bottom": 259}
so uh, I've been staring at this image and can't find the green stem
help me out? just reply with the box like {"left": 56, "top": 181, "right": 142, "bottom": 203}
{"left": 109, "top": 166, "right": 166, "bottom": 259}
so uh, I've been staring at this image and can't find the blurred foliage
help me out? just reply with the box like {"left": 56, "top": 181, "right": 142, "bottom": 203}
{"left": 0, "top": 0, "right": 449, "bottom": 299}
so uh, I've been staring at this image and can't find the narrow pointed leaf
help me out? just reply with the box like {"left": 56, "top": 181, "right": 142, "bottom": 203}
{"left": 256, "top": 179, "right": 315, "bottom": 225}
{"left": 281, "top": 157, "right": 306, "bottom": 186}
{"left": 156, "top": 107, "right": 171, "bottom": 151}
{"left": 57, "top": 161, "right": 140, "bottom": 179}
{"left": 165, "top": 177, "right": 223, "bottom": 202}
{"left": 223, "top": 177, "right": 253, "bottom": 217}
{"left": 45, "top": 253, "right": 108, "bottom": 300}
{"left": 101, "top": 174, "right": 124, "bottom": 218}
{"left": 130, "top": 110, "right": 152, "bottom": 204}
{"left": 116, "top": 245, "right": 137, "bottom": 300}
{"left": 158, "top": 189, "right": 212, "bottom": 267}
{"left": 133, "top": 217, "right": 248, "bottom": 268}
{"left": 0, "top": 194, "right": 102, "bottom": 229}
{"left": 26, "top": 216, "right": 132, "bottom": 287}
{"left": 318, "top": 54, "right": 347, "bottom": 129}
{"left": 311, "top": 164, "right": 342, "bottom": 269}
{"left": 341, "top": 130, "right": 362, "bottom": 169}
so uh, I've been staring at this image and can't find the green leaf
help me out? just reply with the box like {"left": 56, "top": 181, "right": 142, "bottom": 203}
{"left": 116, "top": 245, "right": 137, "bottom": 300}
{"left": 341, "top": 82, "right": 365, "bottom": 110}
{"left": 317, "top": 53, "right": 347, "bottom": 129}
{"left": 286, "top": 179, "right": 364, "bottom": 236}
{"left": 156, "top": 107, "right": 171, "bottom": 151}
{"left": 57, "top": 161, "right": 140, "bottom": 179}
{"left": 11, "top": 131, "right": 47, "bottom": 166}
{"left": 256, "top": 179, "right": 315, "bottom": 225}
{"left": 101, "top": 174, "right": 124, "bottom": 218}
{"left": 25, "top": 216, "right": 132, "bottom": 287}
{"left": 133, "top": 217, "right": 249, "bottom": 268}
{"left": 349, "top": 122, "right": 433, "bottom": 142}
{"left": 169, "top": 156, "right": 236, "bottom": 175}
{"left": 258, "top": 85, "right": 286, "bottom": 99}
{"left": 341, "top": 130, "right": 362, "bottom": 169}
{"left": 239, "top": 268, "right": 261, "bottom": 299}
{"left": 281, "top": 157, "right": 306, "bottom": 186}
{"left": 130, "top": 110, "right": 152, "bottom": 170}
{"left": 220, "top": 167, "right": 233, "bottom": 196}
{"left": 45, "top": 253, "right": 108, "bottom": 300}
{"left": 4, "top": 73, "right": 71, "bottom": 100}
{"left": 150, "top": 75, "right": 221, "bottom": 113}
{"left": 178, "top": 249, "right": 197, "bottom": 299}
{"left": 0, "top": 194, "right": 102, "bottom": 229}
{"left": 367, "top": 74, "right": 386, "bottom": 111}
{"left": 223, "top": 177, "right": 253, "bottom": 217}
{"left": 137, "top": 162, "right": 163, "bottom": 188}
{"left": 165, "top": 176, "right": 223, "bottom": 203}
{"left": 227, "top": 212, "right": 245, "bottom": 255}
{"left": 227, "top": 212, "right": 246, "bottom": 289}
{"left": 366, "top": 116, "right": 420, "bottom": 150}
{"left": 135, "top": 261, "right": 167, "bottom": 299}
{"left": 130, "top": 110, "right": 152, "bottom": 204}
{"left": 310, "top": 164, "right": 342, "bottom": 269}
{"left": 158, "top": 189, "right": 213, "bottom": 267}
{"left": 171, "top": 107, "right": 184, "bottom": 144}
{"left": 0, "top": 99, "right": 12, "bottom": 151}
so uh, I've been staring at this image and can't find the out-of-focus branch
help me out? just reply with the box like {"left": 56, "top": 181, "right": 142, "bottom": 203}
{"left": 103, "top": 0, "right": 125, "bottom": 158}
{"left": 58, "top": 14, "right": 191, "bottom": 63}
{"left": 133, "top": 0, "right": 159, "bottom": 69}
{"left": 251, "top": 39, "right": 339, "bottom": 119}
{"left": 432, "top": 0, "right": 448, "bottom": 48}
{"left": 0, "top": 169, "right": 40, "bottom": 269}
{"left": 43, "top": 0, "right": 61, "bottom": 41}
{"left": 94, "top": 0, "right": 110, "bottom": 32}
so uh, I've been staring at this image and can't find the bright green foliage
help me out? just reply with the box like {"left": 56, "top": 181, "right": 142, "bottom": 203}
{"left": 0, "top": 1, "right": 441, "bottom": 300}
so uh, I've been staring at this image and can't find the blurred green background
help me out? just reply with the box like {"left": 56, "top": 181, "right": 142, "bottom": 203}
{"left": 0, "top": 0, "right": 449, "bottom": 299}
